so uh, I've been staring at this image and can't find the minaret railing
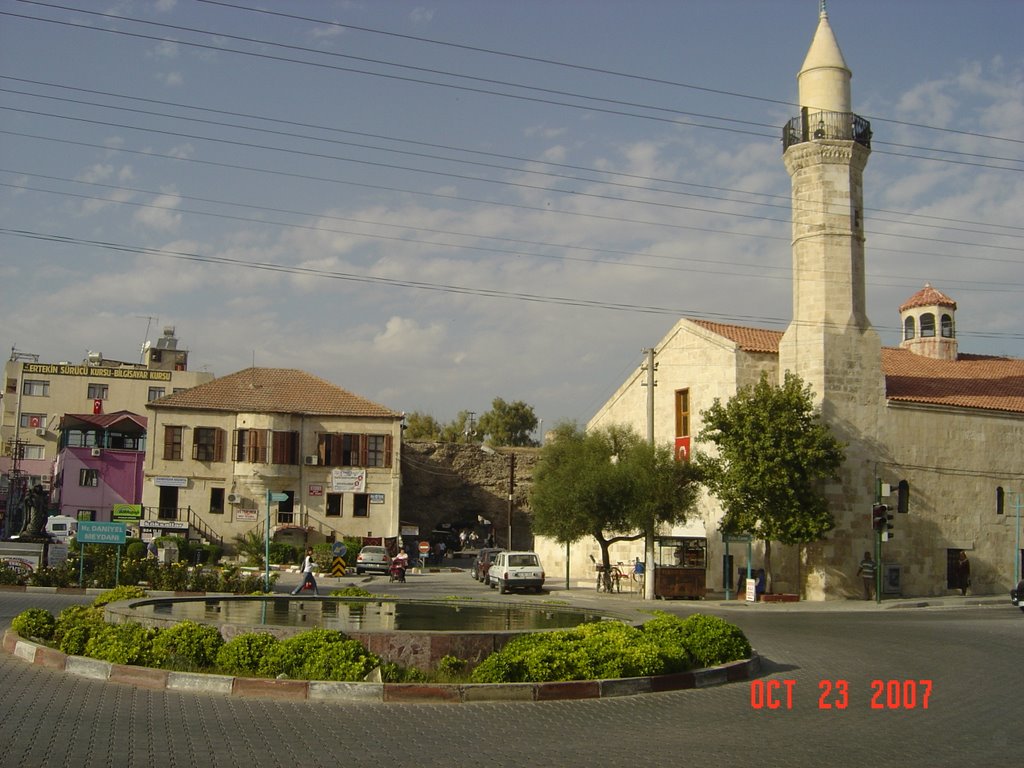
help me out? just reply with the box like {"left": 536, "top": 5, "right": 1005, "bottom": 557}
{"left": 783, "top": 108, "right": 871, "bottom": 150}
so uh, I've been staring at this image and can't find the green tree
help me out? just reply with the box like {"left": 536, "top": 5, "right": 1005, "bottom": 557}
{"left": 439, "top": 410, "right": 478, "bottom": 443}
{"left": 696, "top": 371, "right": 845, "bottom": 592}
{"left": 233, "top": 530, "right": 266, "bottom": 567}
{"left": 530, "top": 422, "right": 700, "bottom": 588}
{"left": 403, "top": 411, "right": 442, "bottom": 441}
{"left": 477, "top": 397, "right": 539, "bottom": 447}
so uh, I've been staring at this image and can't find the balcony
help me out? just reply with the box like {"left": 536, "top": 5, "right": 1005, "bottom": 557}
{"left": 783, "top": 109, "right": 871, "bottom": 151}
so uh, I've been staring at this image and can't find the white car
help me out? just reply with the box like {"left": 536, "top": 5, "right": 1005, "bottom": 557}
{"left": 355, "top": 545, "right": 390, "bottom": 574}
{"left": 487, "top": 551, "right": 545, "bottom": 594}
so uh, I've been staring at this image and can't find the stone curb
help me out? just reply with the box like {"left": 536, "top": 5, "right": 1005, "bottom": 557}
{"left": 2, "top": 629, "right": 759, "bottom": 704}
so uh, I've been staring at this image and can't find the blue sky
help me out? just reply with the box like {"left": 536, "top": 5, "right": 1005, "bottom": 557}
{"left": 2, "top": 0, "right": 1022, "bottom": 430}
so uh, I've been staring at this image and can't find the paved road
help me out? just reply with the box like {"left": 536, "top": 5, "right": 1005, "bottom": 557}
{"left": 0, "top": 572, "right": 1017, "bottom": 767}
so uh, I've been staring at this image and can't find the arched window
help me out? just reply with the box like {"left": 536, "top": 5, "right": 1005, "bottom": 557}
{"left": 920, "top": 313, "right": 936, "bottom": 338}
{"left": 940, "top": 314, "right": 954, "bottom": 338}
{"left": 903, "top": 316, "right": 915, "bottom": 340}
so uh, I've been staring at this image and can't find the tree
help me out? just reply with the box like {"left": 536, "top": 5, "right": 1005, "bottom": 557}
{"left": 477, "top": 398, "right": 539, "bottom": 446}
{"left": 403, "top": 411, "right": 442, "bottom": 441}
{"left": 439, "top": 410, "right": 478, "bottom": 443}
{"left": 530, "top": 422, "right": 700, "bottom": 589}
{"left": 696, "top": 371, "right": 845, "bottom": 593}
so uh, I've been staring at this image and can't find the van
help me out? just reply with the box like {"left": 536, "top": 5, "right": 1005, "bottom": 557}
{"left": 45, "top": 515, "right": 79, "bottom": 543}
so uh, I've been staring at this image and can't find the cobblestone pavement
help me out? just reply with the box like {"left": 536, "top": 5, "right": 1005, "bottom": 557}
{"left": 0, "top": 571, "right": 1017, "bottom": 768}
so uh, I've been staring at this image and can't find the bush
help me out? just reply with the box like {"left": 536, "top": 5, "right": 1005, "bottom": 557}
{"left": 126, "top": 541, "right": 148, "bottom": 560}
{"left": 260, "top": 628, "right": 380, "bottom": 681}
{"left": 93, "top": 585, "right": 147, "bottom": 608}
{"left": 12, "top": 608, "right": 56, "bottom": 641}
{"left": 329, "top": 586, "right": 374, "bottom": 598}
{"left": 54, "top": 605, "right": 107, "bottom": 656}
{"left": 215, "top": 632, "right": 280, "bottom": 676}
{"left": 0, "top": 564, "right": 24, "bottom": 585}
{"left": 84, "top": 622, "right": 158, "bottom": 666}
{"left": 674, "top": 613, "right": 752, "bottom": 667}
{"left": 152, "top": 620, "right": 225, "bottom": 670}
{"left": 268, "top": 542, "right": 298, "bottom": 565}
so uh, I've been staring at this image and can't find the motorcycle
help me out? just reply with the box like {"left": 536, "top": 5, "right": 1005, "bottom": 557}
{"left": 389, "top": 555, "right": 408, "bottom": 583}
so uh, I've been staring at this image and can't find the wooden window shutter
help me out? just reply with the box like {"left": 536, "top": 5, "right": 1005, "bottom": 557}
{"left": 384, "top": 434, "right": 393, "bottom": 468}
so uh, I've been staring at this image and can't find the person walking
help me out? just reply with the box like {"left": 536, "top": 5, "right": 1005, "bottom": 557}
{"left": 956, "top": 551, "right": 971, "bottom": 596}
{"left": 857, "top": 551, "right": 876, "bottom": 600}
{"left": 291, "top": 547, "right": 319, "bottom": 595}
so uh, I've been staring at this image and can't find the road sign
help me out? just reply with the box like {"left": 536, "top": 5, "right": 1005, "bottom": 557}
{"left": 77, "top": 521, "right": 127, "bottom": 545}
{"left": 331, "top": 556, "right": 346, "bottom": 576}
{"left": 722, "top": 533, "right": 752, "bottom": 543}
{"left": 267, "top": 492, "right": 288, "bottom": 502}
{"left": 418, "top": 541, "right": 430, "bottom": 555}
{"left": 332, "top": 541, "right": 347, "bottom": 557}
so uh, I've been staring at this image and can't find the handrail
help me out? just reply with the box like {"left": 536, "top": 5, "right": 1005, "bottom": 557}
{"left": 782, "top": 109, "right": 871, "bottom": 151}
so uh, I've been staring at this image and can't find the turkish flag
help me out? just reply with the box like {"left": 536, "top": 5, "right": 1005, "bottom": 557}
{"left": 674, "top": 436, "right": 691, "bottom": 462}
{"left": 93, "top": 399, "right": 103, "bottom": 414}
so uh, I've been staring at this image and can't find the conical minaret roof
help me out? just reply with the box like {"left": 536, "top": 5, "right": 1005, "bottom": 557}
{"left": 798, "top": 2, "right": 852, "bottom": 113}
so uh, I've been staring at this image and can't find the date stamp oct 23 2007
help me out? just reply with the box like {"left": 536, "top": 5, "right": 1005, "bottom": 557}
{"left": 749, "top": 679, "right": 933, "bottom": 711}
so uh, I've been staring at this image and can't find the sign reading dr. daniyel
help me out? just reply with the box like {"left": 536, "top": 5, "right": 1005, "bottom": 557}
{"left": 330, "top": 468, "right": 366, "bottom": 493}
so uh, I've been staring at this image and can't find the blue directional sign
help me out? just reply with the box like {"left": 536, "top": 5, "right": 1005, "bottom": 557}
{"left": 77, "top": 521, "right": 127, "bottom": 545}
{"left": 332, "top": 541, "right": 347, "bottom": 557}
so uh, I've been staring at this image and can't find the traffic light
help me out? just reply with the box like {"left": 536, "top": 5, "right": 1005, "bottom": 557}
{"left": 872, "top": 504, "right": 893, "bottom": 537}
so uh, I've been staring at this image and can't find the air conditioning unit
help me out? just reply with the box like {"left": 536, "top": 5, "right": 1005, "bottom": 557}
{"left": 35, "top": 427, "right": 46, "bottom": 437}
{"left": 304, "top": 455, "right": 319, "bottom": 466}
{"left": 90, "top": 447, "right": 102, "bottom": 457}
{"left": 227, "top": 493, "right": 242, "bottom": 505}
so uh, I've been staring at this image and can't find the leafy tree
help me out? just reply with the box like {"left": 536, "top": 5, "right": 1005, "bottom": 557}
{"left": 530, "top": 422, "right": 700, "bottom": 588}
{"left": 477, "top": 397, "right": 539, "bottom": 447}
{"left": 439, "top": 410, "right": 479, "bottom": 443}
{"left": 403, "top": 411, "right": 443, "bottom": 441}
{"left": 696, "top": 371, "right": 845, "bottom": 592}
{"left": 233, "top": 530, "right": 266, "bottom": 567}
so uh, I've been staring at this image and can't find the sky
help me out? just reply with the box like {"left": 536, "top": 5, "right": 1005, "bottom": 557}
{"left": 1, "top": 0, "right": 1022, "bottom": 432}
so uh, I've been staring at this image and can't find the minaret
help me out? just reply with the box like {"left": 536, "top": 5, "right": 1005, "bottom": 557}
{"left": 778, "top": 2, "right": 883, "bottom": 416}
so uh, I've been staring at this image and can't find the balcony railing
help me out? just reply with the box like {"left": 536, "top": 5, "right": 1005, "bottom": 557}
{"left": 783, "top": 109, "right": 871, "bottom": 151}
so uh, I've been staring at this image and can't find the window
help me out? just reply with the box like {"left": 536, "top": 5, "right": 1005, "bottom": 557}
{"left": 193, "top": 427, "right": 225, "bottom": 462}
{"left": 76, "top": 509, "right": 96, "bottom": 521}
{"left": 87, "top": 383, "right": 109, "bottom": 399}
{"left": 79, "top": 468, "right": 99, "bottom": 487}
{"left": 903, "top": 316, "right": 915, "bottom": 340}
{"left": 22, "top": 379, "right": 49, "bottom": 396}
{"left": 209, "top": 488, "right": 225, "bottom": 515}
{"left": 319, "top": 433, "right": 393, "bottom": 468}
{"left": 148, "top": 387, "right": 166, "bottom": 401}
{"left": 366, "top": 435, "right": 386, "bottom": 468}
{"left": 326, "top": 493, "right": 342, "bottom": 517}
{"left": 23, "top": 445, "right": 44, "bottom": 460}
{"left": 353, "top": 494, "right": 369, "bottom": 518}
{"left": 233, "top": 429, "right": 267, "bottom": 463}
{"left": 271, "top": 431, "right": 299, "bottom": 465}
{"left": 20, "top": 413, "right": 47, "bottom": 429}
{"left": 675, "top": 389, "right": 690, "bottom": 437}
{"left": 941, "top": 314, "right": 954, "bottom": 338}
{"left": 276, "top": 490, "right": 295, "bottom": 525}
{"left": 163, "top": 426, "right": 183, "bottom": 460}
{"left": 920, "top": 313, "right": 936, "bottom": 338}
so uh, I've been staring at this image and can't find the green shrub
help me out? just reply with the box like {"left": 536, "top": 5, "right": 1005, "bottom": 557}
{"left": 151, "top": 620, "right": 224, "bottom": 670}
{"left": 0, "top": 564, "right": 24, "bottom": 585}
{"left": 268, "top": 542, "right": 298, "bottom": 565}
{"left": 215, "top": 632, "right": 279, "bottom": 676}
{"left": 54, "top": 605, "right": 106, "bottom": 655}
{"left": 378, "top": 661, "right": 427, "bottom": 683}
{"left": 259, "top": 628, "right": 379, "bottom": 681}
{"left": 675, "top": 613, "right": 752, "bottom": 667}
{"left": 126, "top": 541, "right": 148, "bottom": 560}
{"left": 436, "top": 655, "right": 466, "bottom": 678}
{"left": 93, "top": 585, "right": 147, "bottom": 608}
{"left": 84, "top": 622, "right": 158, "bottom": 666}
{"left": 11, "top": 608, "right": 56, "bottom": 641}
{"left": 329, "top": 586, "right": 374, "bottom": 598}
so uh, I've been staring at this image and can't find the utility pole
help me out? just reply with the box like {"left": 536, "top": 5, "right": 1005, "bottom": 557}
{"left": 641, "top": 348, "right": 657, "bottom": 600}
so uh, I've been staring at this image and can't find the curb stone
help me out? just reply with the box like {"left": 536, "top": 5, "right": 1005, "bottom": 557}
{"left": 1, "top": 628, "right": 759, "bottom": 704}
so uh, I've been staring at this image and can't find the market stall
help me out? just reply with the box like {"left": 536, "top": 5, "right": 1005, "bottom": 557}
{"left": 653, "top": 536, "right": 707, "bottom": 599}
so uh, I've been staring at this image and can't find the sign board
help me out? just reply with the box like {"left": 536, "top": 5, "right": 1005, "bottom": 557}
{"left": 112, "top": 503, "right": 143, "bottom": 521}
{"left": 308, "top": 484, "right": 324, "bottom": 497}
{"left": 233, "top": 509, "right": 258, "bottom": 523}
{"left": 330, "top": 468, "right": 366, "bottom": 493}
{"left": 399, "top": 524, "right": 419, "bottom": 537}
{"left": 745, "top": 578, "right": 757, "bottom": 602}
{"left": 418, "top": 541, "right": 430, "bottom": 555}
{"left": 140, "top": 519, "right": 188, "bottom": 531}
{"left": 78, "top": 520, "right": 128, "bottom": 545}
{"left": 332, "top": 541, "right": 347, "bottom": 557}
{"left": 47, "top": 543, "right": 69, "bottom": 567}
{"left": 674, "top": 436, "right": 691, "bottom": 462}
{"left": 722, "top": 533, "right": 753, "bottom": 543}
{"left": 369, "top": 493, "right": 385, "bottom": 504}
{"left": 331, "top": 556, "right": 347, "bottom": 576}
{"left": 154, "top": 476, "right": 188, "bottom": 487}
{"left": 268, "top": 492, "right": 288, "bottom": 502}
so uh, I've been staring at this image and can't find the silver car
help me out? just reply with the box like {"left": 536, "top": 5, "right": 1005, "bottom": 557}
{"left": 355, "top": 545, "right": 390, "bottom": 574}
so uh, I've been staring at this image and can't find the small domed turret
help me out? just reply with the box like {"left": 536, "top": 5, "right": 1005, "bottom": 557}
{"left": 899, "top": 284, "right": 958, "bottom": 360}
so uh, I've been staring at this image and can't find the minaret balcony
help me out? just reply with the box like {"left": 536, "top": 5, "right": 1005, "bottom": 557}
{"left": 783, "top": 109, "right": 871, "bottom": 151}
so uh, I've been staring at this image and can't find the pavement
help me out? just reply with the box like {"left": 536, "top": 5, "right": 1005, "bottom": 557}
{"left": 0, "top": 568, "right": 1019, "bottom": 767}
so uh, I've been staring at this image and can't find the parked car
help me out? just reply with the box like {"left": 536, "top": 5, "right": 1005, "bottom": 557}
{"left": 1012, "top": 579, "right": 1024, "bottom": 612}
{"left": 487, "top": 551, "right": 545, "bottom": 594}
{"left": 355, "top": 545, "right": 390, "bottom": 574}
{"left": 471, "top": 547, "right": 504, "bottom": 582}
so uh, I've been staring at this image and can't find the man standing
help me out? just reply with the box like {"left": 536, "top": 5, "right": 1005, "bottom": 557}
{"left": 291, "top": 548, "right": 319, "bottom": 595}
{"left": 956, "top": 551, "right": 971, "bottom": 596}
{"left": 857, "top": 552, "right": 876, "bottom": 600}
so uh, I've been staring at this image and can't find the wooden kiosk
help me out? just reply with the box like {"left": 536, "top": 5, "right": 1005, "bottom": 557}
{"left": 653, "top": 536, "right": 707, "bottom": 599}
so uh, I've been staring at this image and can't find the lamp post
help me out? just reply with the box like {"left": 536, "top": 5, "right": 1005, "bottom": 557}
{"left": 480, "top": 445, "right": 514, "bottom": 549}
{"left": 265, "top": 490, "right": 288, "bottom": 591}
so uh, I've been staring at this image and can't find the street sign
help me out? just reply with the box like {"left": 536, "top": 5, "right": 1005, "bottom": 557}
{"left": 332, "top": 541, "right": 347, "bottom": 557}
{"left": 722, "top": 533, "right": 752, "bottom": 543}
{"left": 331, "top": 556, "right": 346, "bottom": 576}
{"left": 418, "top": 541, "right": 430, "bottom": 555}
{"left": 268, "top": 492, "right": 288, "bottom": 502}
{"left": 77, "top": 520, "right": 127, "bottom": 545}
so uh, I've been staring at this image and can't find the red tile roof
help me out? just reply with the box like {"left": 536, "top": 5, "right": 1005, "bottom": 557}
{"left": 62, "top": 410, "right": 147, "bottom": 430}
{"left": 899, "top": 284, "right": 957, "bottom": 312}
{"left": 147, "top": 368, "right": 402, "bottom": 418}
{"left": 691, "top": 320, "right": 1024, "bottom": 415}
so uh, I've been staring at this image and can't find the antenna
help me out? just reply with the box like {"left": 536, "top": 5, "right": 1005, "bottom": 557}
{"left": 136, "top": 315, "right": 157, "bottom": 362}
